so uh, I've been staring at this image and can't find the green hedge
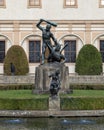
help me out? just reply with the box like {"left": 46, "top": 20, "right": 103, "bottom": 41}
{"left": 4, "top": 45, "right": 29, "bottom": 75}
{"left": 75, "top": 44, "right": 102, "bottom": 75}
{"left": 70, "top": 84, "right": 104, "bottom": 90}
{"left": 0, "top": 84, "right": 34, "bottom": 90}
{"left": 61, "top": 97, "right": 104, "bottom": 110}
{"left": 0, "top": 98, "right": 48, "bottom": 110}
{"left": 1, "top": 96, "right": 104, "bottom": 110}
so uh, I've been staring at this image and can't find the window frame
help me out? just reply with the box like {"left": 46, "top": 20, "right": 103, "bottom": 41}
{"left": 0, "top": 0, "right": 6, "bottom": 8}
{"left": 99, "top": 0, "right": 104, "bottom": 8}
{"left": 0, "top": 40, "right": 5, "bottom": 63}
{"left": 64, "top": 40, "right": 76, "bottom": 63}
{"left": 63, "top": 0, "right": 77, "bottom": 8}
{"left": 29, "top": 40, "right": 41, "bottom": 63}
{"left": 100, "top": 40, "right": 104, "bottom": 62}
{"left": 27, "top": 0, "right": 41, "bottom": 8}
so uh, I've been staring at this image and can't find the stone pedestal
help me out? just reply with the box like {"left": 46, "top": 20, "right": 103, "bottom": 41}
{"left": 32, "top": 62, "right": 70, "bottom": 93}
{"left": 49, "top": 97, "right": 60, "bottom": 111}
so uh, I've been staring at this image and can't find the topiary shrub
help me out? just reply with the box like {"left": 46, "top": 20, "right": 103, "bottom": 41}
{"left": 75, "top": 44, "right": 102, "bottom": 75}
{"left": 4, "top": 45, "right": 29, "bottom": 75}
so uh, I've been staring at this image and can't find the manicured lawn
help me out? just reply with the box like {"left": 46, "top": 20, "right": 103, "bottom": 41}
{"left": 0, "top": 90, "right": 49, "bottom": 99}
{"left": 61, "top": 90, "right": 104, "bottom": 110}
{"left": 0, "top": 90, "right": 104, "bottom": 98}
{"left": 0, "top": 90, "right": 104, "bottom": 110}
{"left": 70, "top": 90, "right": 104, "bottom": 97}
{"left": 0, "top": 90, "right": 49, "bottom": 110}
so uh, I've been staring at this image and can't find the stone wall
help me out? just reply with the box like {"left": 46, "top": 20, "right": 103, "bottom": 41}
{"left": 0, "top": 76, "right": 34, "bottom": 84}
{"left": 69, "top": 75, "right": 104, "bottom": 84}
{"left": 0, "top": 75, "right": 104, "bottom": 85}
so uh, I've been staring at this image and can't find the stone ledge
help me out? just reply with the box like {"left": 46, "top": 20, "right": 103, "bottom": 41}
{"left": 0, "top": 75, "right": 104, "bottom": 85}
{"left": 0, "top": 110, "right": 49, "bottom": 117}
{"left": 0, "top": 110, "right": 104, "bottom": 117}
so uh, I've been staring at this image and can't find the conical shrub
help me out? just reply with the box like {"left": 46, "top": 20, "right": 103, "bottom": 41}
{"left": 75, "top": 44, "right": 102, "bottom": 75}
{"left": 4, "top": 45, "right": 29, "bottom": 75}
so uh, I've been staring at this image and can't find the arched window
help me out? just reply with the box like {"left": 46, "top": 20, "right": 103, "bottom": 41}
{"left": 100, "top": 40, "right": 104, "bottom": 62}
{"left": 0, "top": 41, "right": 5, "bottom": 63}
{"left": 64, "top": 40, "right": 76, "bottom": 63}
{"left": 29, "top": 40, "right": 41, "bottom": 63}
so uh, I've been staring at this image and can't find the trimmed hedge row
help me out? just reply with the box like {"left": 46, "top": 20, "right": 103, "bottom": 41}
{"left": 0, "top": 98, "right": 48, "bottom": 110}
{"left": 1, "top": 96, "right": 104, "bottom": 110}
{"left": 0, "top": 84, "right": 34, "bottom": 90}
{"left": 60, "top": 97, "right": 104, "bottom": 110}
{"left": 1, "top": 84, "right": 104, "bottom": 90}
{"left": 70, "top": 84, "right": 104, "bottom": 90}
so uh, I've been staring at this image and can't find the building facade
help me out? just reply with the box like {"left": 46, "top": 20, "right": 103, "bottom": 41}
{"left": 0, "top": 0, "right": 104, "bottom": 75}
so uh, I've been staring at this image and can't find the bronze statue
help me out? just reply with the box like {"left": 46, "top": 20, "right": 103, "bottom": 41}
{"left": 46, "top": 41, "right": 68, "bottom": 63}
{"left": 36, "top": 19, "right": 58, "bottom": 64}
{"left": 35, "top": 19, "right": 69, "bottom": 96}
{"left": 49, "top": 70, "right": 61, "bottom": 97}
{"left": 10, "top": 62, "right": 15, "bottom": 75}
{"left": 49, "top": 70, "right": 60, "bottom": 96}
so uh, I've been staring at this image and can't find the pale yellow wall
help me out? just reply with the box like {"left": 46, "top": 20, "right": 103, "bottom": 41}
{"left": 0, "top": 20, "right": 104, "bottom": 74}
{"left": 0, "top": 0, "right": 104, "bottom": 74}
{"left": 0, "top": 0, "right": 104, "bottom": 20}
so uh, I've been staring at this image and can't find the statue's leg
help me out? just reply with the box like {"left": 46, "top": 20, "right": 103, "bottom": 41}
{"left": 41, "top": 54, "right": 44, "bottom": 64}
{"left": 41, "top": 44, "right": 46, "bottom": 64}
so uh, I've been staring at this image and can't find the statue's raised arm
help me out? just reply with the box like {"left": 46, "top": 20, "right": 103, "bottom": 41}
{"left": 36, "top": 19, "right": 44, "bottom": 31}
{"left": 36, "top": 19, "right": 57, "bottom": 30}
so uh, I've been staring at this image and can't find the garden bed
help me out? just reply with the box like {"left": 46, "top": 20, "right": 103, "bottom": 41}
{"left": 61, "top": 90, "right": 104, "bottom": 110}
{"left": 1, "top": 90, "right": 104, "bottom": 110}
{"left": 0, "top": 90, "right": 48, "bottom": 110}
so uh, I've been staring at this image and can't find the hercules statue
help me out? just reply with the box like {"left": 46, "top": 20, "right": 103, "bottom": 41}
{"left": 36, "top": 19, "right": 58, "bottom": 64}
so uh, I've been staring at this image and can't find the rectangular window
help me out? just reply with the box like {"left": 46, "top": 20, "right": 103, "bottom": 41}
{"left": 29, "top": 40, "right": 41, "bottom": 63}
{"left": 64, "top": 0, "right": 77, "bottom": 8}
{"left": 0, "top": 41, "right": 5, "bottom": 63}
{"left": 100, "top": 40, "right": 104, "bottom": 62}
{"left": 64, "top": 40, "right": 76, "bottom": 63}
{"left": 28, "top": 0, "right": 41, "bottom": 8}
{"left": 99, "top": 0, "right": 104, "bottom": 7}
{"left": 0, "top": 0, "right": 5, "bottom": 8}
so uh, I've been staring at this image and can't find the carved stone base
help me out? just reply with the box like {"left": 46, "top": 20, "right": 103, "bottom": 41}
{"left": 49, "top": 97, "right": 60, "bottom": 111}
{"left": 32, "top": 62, "right": 70, "bottom": 94}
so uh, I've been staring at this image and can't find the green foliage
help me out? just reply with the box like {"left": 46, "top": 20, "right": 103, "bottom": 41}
{"left": 75, "top": 44, "right": 102, "bottom": 75}
{"left": 70, "top": 84, "right": 104, "bottom": 90}
{"left": 0, "top": 98, "right": 48, "bottom": 110}
{"left": 4, "top": 45, "right": 29, "bottom": 75}
{"left": 0, "top": 84, "right": 34, "bottom": 90}
{"left": 60, "top": 90, "right": 104, "bottom": 110}
{"left": 61, "top": 97, "right": 104, "bottom": 110}
{"left": 0, "top": 90, "right": 48, "bottom": 110}
{"left": 69, "top": 90, "right": 104, "bottom": 97}
{"left": 0, "top": 90, "right": 49, "bottom": 99}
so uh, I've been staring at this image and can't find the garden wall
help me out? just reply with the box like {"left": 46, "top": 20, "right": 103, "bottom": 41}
{"left": 0, "top": 75, "right": 104, "bottom": 85}
{"left": 69, "top": 75, "right": 104, "bottom": 84}
{"left": 0, "top": 76, "right": 34, "bottom": 84}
